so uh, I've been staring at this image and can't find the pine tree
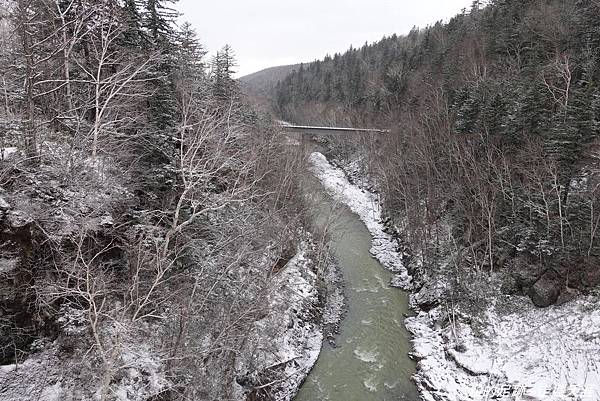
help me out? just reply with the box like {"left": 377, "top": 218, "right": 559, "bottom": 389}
{"left": 211, "top": 45, "right": 238, "bottom": 102}
{"left": 175, "top": 22, "right": 207, "bottom": 85}
{"left": 141, "top": 0, "right": 179, "bottom": 136}
{"left": 143, "top": 0, "right": 178, "bottom": 45}
{"left": 121, "top": 0, "right": 146, "bottom": 49}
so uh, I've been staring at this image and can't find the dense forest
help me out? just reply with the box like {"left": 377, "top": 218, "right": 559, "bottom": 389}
{"left": 273, "top": 0, "right": 600, "bottom": 307}
{"left": 0, "top": 1, "right": 308, "bottom": 400}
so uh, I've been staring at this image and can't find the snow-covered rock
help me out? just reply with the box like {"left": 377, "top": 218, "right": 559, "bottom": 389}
{"left": 1, "top": 147, "right": 19, "bottom": 160}
{"left": 6, "top": 210, "right": 33, "bottom": 228}
{"left": 0, "top": 196, "right": 10, "bottom": 211}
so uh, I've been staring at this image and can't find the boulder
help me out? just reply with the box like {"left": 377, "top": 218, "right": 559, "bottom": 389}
{"left": 528, "top": 271, "right": 561, "bottom": 307}
{"left": 412, "top": 280, "right": 446, "bottom": 311}
{"left": 509, "top": 258, "right": 546, "bottom": 294}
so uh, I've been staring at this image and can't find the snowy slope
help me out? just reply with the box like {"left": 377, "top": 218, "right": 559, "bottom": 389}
{"left": 234, "top": 243, "right": 323, "bottom": 401}
{"left": 407, "top": 295, "right": 600, "bottom": 401}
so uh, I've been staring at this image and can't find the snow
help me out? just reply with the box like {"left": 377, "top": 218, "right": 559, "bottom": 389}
{"left": 406, "top": 294, "right": 600, "bottom": 401}
{"left": 4, "top": 146, "right": 594, "bottom": 401}
{"left": 234, "top": 242, "right": 323, "bottom": 401}
{"left": 0, "top": 325, "right": 170, "bottom": 401}
{"left": 308, "top": 152, "right": 412, "bottom": 289}
{"left": 39, "top": 382, "right": 63, "bottom": 401}
{"left": 0, "top": 258, "right": 17, "bottom": 273}
{"left": 0, "top": 364, "right": 17, "bottom": 374}
{"left": 109, "top": 345, "right": 169, "bottom": 401}
{"left": 487, "top": 296, "right": 600, "bottom": 400}
{"left": 0, "top": 196, "right": 10, "bottom": 210}
{"left": 1, "top": 147, "right": 19, "bottom": 160}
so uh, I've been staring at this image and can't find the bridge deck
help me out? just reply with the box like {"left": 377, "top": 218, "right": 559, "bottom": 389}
{"left": 280, "top": 124, "right": 389, "bottom": 134}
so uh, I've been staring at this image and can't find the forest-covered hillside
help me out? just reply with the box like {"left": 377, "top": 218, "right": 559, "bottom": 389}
{"left": 2, "top": 0, "right": 600, "bottom": 400}
{"left": 274, "top": 0, "right": 600, "bottom": 308}
{"left": 241, "top": 64, "right": 301, "bottom": 97}
{"left": 0, "top": 1, "right": 310, "bottom": 400}
{"left": 240, "top": 64, "right": 301, "bottom": 112}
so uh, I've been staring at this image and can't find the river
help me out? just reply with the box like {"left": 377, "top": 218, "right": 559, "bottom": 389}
{"left": 294, "top": 145, "right": 419, "bottom": 401}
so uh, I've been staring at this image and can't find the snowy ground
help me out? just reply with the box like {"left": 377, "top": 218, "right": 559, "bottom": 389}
{"left": 308, "top": 150, "right": 600, "bottom": 401}
{"left": 406, "top": 294, "right": 600, "bottom": 401}
{"left": 0, "top": 330, "right": 169, "bottom": 401}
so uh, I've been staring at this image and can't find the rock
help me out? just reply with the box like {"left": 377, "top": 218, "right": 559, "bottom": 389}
{"left": 509, "top": 258, "right": 545, "bottom": 294}
{"left": 413, "top": 281, "right": 446, "bottom": 312}
{"left": 528, "top": 271, "right": 561, "bottom": 307}
{"left": 390, "top": 272, "right": 412, "bottom": 289}
{"left": 417, "top": 376, "right": 439, "bottom": 392}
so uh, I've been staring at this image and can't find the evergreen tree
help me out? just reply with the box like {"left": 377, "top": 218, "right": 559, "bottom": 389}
{"left": 141, "top": 0, "right": 179, "bottom": 139}
{"left": 211, "top": 44, "right": 238, "bottom": 102}
{"left": 175, "top": 22, "right": 206, "bottom": 85}
{"left": 143, "top": 0, "right": 178, "bottom": 44}
{"left": 121, "top": 0, "right": 146, "bottom": 49}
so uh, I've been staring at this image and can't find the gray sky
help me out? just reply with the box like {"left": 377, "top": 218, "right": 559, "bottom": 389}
{"left": 175, "top": 0, "right": 474, "bottom": 77}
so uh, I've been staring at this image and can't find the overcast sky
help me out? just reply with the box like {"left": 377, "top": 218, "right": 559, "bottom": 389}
{"left": 175, "top": 0, "right": 474, "bottom": 77}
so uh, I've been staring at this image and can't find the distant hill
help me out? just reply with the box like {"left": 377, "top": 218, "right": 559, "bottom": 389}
{"left": 239, "top": 64, "right": 301, "bottom": 111}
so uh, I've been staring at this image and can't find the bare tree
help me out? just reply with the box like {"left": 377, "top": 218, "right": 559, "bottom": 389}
{"left": 74, "top": 10, "right": 158, "bottom": 158}
{"left": 14, "top": 0, "right": 40, "bottom": 158}
{"left": 542, "top": 53, "right": 573, "bottom": 118}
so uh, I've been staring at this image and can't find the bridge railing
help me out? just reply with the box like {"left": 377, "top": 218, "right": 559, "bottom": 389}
{"left": 279, "top": 123, "right": 390, "bottom": 134}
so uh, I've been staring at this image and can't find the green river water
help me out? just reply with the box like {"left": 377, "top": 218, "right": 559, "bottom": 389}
{"left": 294, "top": 151, "right": 419, "bottom": 401}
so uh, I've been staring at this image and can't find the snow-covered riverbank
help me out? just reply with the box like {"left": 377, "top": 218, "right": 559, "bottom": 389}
{"left": 406, "top": 292, "right": 600, "bottom": 401}
{"left": 234, "top": 242, "right": 324, "bottom": 401}
{"left": 309, "top": 152, "right": 412, "bottom": 290}
{"left": 308, "top": 150, "right": 600, "bottom": 401}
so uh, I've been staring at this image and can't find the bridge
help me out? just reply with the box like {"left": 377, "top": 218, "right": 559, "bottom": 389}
{"left": 278, "top": 122, "right": 390, "bottom": 135}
